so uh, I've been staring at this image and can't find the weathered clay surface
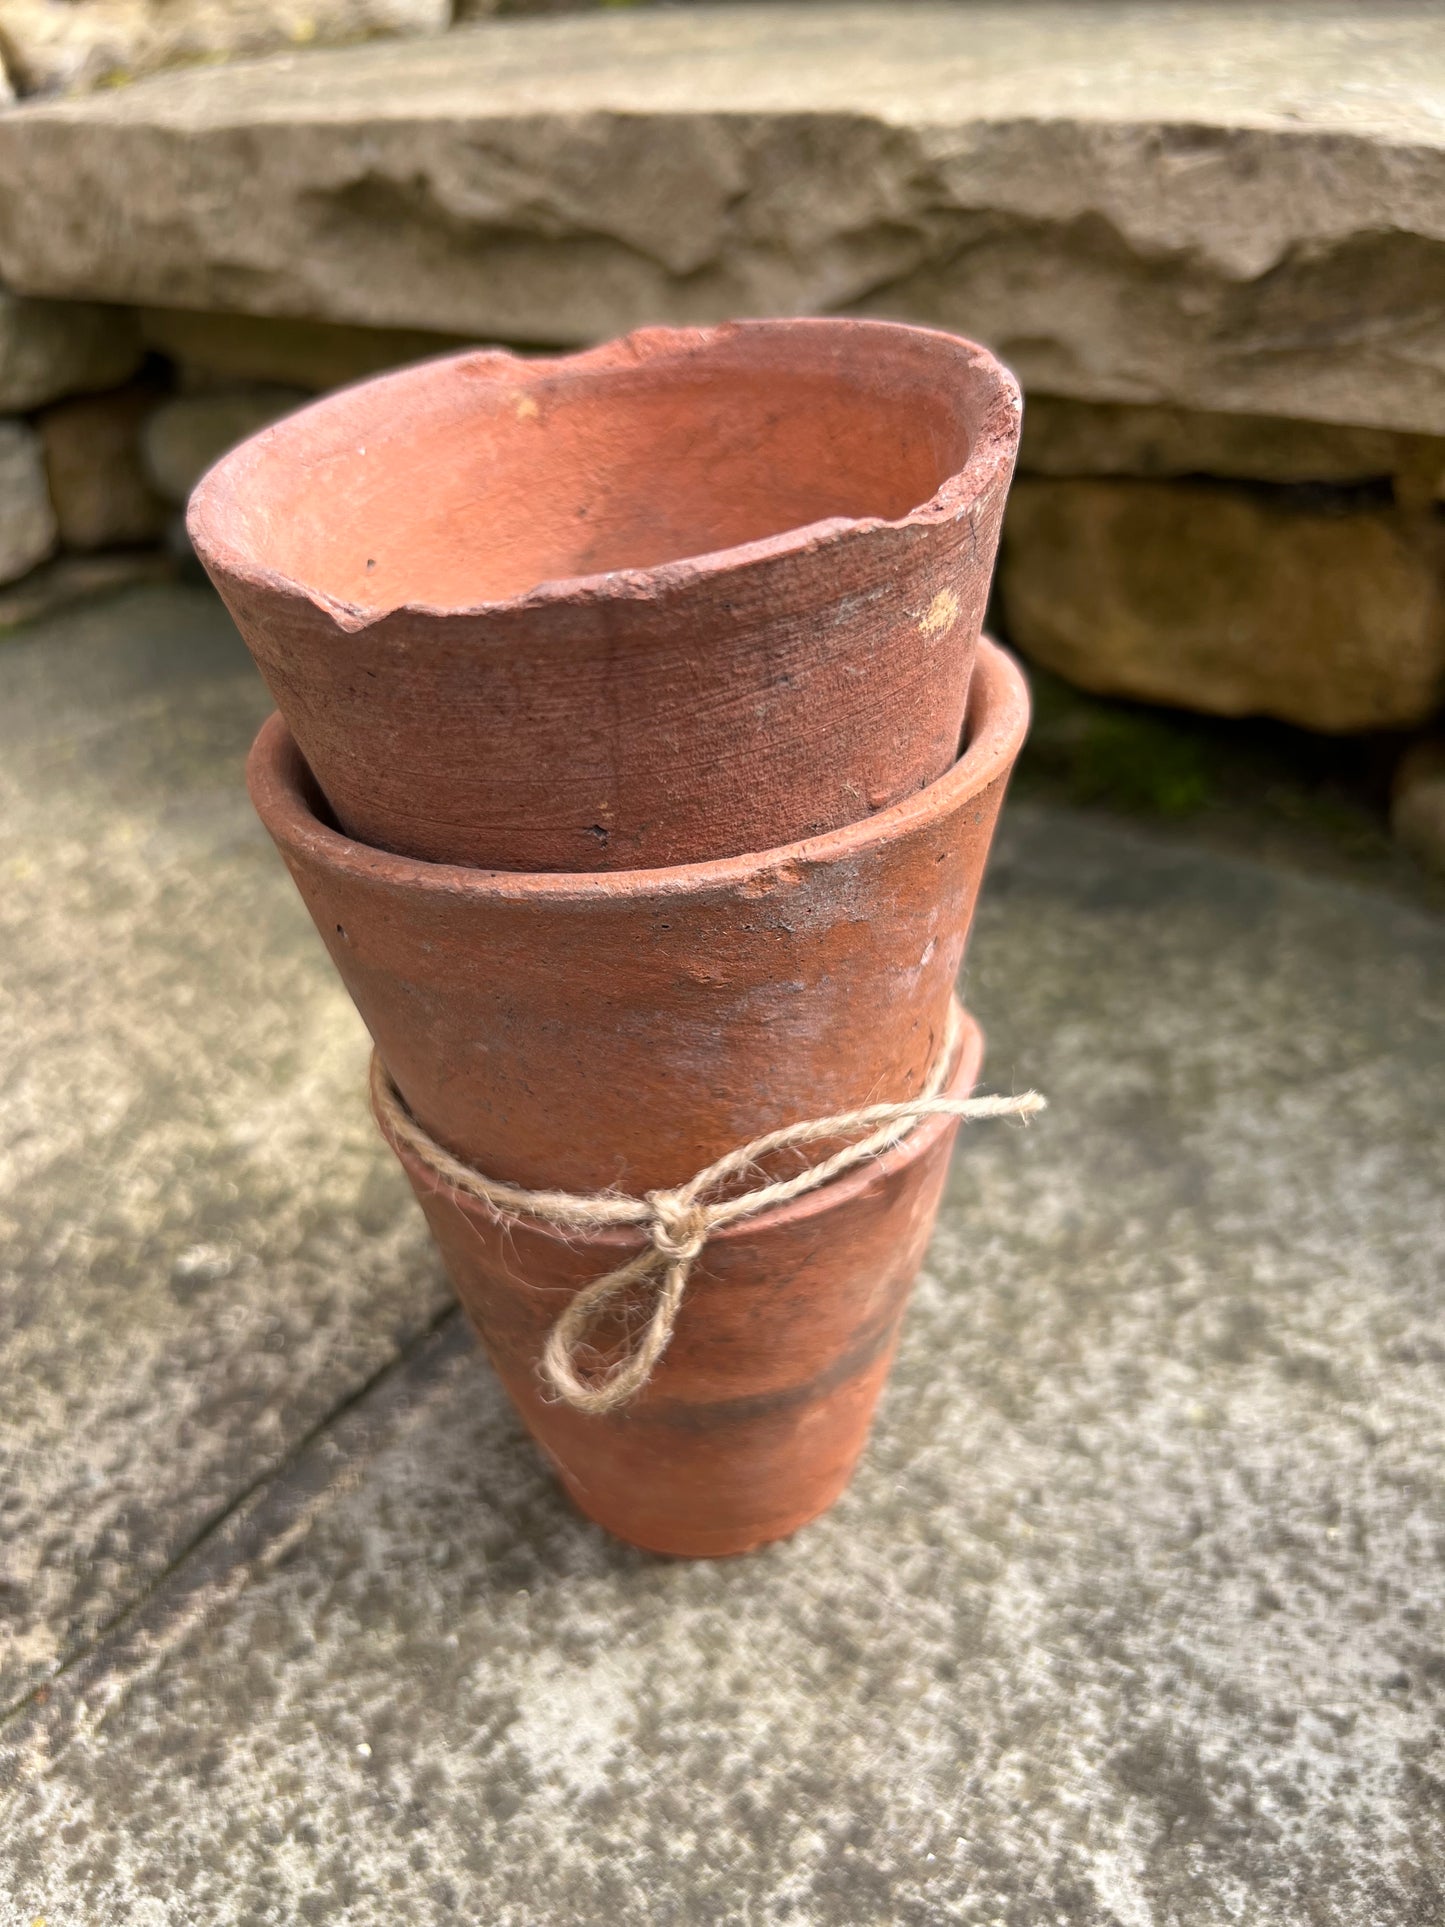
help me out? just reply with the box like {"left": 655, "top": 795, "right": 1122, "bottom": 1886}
{"left": 385, "top": 1018, "right": 985, "bottom": 1558}
{"left": 248, "top": 639, "right": 1028, "bottom": 1194}
{"left": 138, "top": 304, "right": 475, "bottom": 390}
{"left": 140, "top": 384, "right": 309, "bottom": 505}
{"left": 1019, "top": 394, "right": 1445, "bottom": 501}
{"left": 1, "top": 700, "right": 1441, "bottom": 1921}
{"left": 0, "top": 584, "right": 450, "bottom": 1711}
{"left": 0, "top": 417, "right": 58, "bottom": 583}
{"left": 204, "top": 320, "right": 1019, "bottom": 871}
{"left": 0, "top": 5, "right": 1442, "bottom": 433}
{"left": 38, "top": 385, "right": 168, "bottom": 550}
{"left": 0, "top": 286, "right": 139, "bottom": 411}
{"left": 0, "top": 0, "right": 450, "bottom": 98}
{"left": 1000, "top": 477, "right": 1445, "bottom": 731}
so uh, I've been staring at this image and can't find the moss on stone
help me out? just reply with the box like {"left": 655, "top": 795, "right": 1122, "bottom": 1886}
{"left": 1019, "top": 671, "right": 1214, "bottom": 818}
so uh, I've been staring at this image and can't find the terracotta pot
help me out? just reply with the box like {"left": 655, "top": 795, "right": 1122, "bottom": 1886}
{"left": 198, "top": 319, "right": 1021, "bottom": 872}
{"left": 247, "top": 638, "right": 1029, "bottom": 1196}
{"left": 381, "top": 1011, "right": 987, "bottom": 1557}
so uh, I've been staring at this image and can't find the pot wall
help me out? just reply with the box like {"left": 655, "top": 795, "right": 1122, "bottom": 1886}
{"left": 199, "top": 319, "right": 1020, "bottom": 871}
{"left": 382, "top": 1014, "right": 986, "bottom": 1558}
{"left": 247, "top": 638, "right": 1029, "bottom": 1196}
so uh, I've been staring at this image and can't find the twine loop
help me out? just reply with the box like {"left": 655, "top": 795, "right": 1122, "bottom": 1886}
{"left": 371, "top": 1000, "right": 1044, "bottom": 1416}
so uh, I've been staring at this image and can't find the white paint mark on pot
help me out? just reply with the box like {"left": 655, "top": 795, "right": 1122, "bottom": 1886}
{"left": 919, "top": 588, "right": 960, "bottom": 637}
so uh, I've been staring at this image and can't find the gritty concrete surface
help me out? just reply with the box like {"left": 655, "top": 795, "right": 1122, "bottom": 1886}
{"left": 0, "top": 586, "right": 450, "bottom": 1710}
{"left": 1, "top": 587, "right": 1443, "bottom": 1923}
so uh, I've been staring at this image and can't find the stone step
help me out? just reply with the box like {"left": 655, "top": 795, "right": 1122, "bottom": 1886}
{"left": 0, "top": 2, "right": 1441, "bottom": 434}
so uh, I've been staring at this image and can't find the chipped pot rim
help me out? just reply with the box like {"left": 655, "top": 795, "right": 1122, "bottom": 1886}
{"left": 188, "top": 317, "right": 1023, "bottom": 634}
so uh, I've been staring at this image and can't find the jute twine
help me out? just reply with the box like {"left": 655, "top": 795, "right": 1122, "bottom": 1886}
{"left": 370, "top": 1001, "right": 1044, "bottom": 1416}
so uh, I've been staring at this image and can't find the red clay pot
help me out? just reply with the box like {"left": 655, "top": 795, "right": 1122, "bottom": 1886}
{"left": 247, "top": 638, "right": 1029, "bottom": 1197}
{"left": 198, "top": 319, "right": 1021, "bottom": 872}
{"left": 380, "top": 1013, "right": 987, "bottom": 1558}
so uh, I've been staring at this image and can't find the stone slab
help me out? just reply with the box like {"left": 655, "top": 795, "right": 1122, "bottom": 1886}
{"left": 137, "top": 306, "right": 476, "bottom": 392}
{"left": 1018, "top": 395, "right": 1445, "bottom": 501}
{"left": 0, "top": 585, "right": 450, "bottom": 1713}
{"left": 0, "top": 585, "right": 1440, "bottom": 1917}
{"left": 0, "top": 0, "right": 449, "bottom": 100}
{"left": 0, "top": 3, "right": 1443, "bottom": 432}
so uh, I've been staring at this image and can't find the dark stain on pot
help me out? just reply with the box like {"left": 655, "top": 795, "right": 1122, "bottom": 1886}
{"left": 629, "top": 1311, "right": 901, "bottom": 1435}
{"left": 373, "top": 1015, "right": 985, "bottom": 1557}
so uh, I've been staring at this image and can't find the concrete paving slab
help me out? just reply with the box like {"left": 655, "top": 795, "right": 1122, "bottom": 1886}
{"left": 0, "top": 589, "right": 1440, "bottom": 1923}
{"left": 0, "top": 586, "right": 451, "bottom": 1712}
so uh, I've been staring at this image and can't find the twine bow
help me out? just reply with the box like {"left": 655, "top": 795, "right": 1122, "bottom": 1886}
{"left": 370, "top": 1001, "right": 1044, "bottom": 1415}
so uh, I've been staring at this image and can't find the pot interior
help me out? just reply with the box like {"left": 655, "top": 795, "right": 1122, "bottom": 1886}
{"left": 206, "top": 325, "right": 987, "bottom": 613}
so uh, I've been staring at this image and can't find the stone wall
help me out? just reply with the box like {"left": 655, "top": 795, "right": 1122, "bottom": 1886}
{"left": 0, "top": 299, "right": 462, "bottom": 617}
{"left": 4, "top": 313, "right": 1444, "bottom": 871}
{"left": 1, "top": 3, "right": 1442, "bottom": 866}
{"left": 1005, "top": 401, "right": 1445, "bottom": 733}
{"left": 9, "top": 299, "right": 1442, "bottom": 722}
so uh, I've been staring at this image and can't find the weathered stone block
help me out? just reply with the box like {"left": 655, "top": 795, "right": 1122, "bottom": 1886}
{"left": 138, "top": 306, "right": 474, "bottom": 391}
{"left": 39, "top": 386, "right": 167, "bottom": 549}
{"left": 140, "top": 386, "right": 309, "bottom": 504}
{"left": 0, "top": 6, "right": 1442, "bottom": 434}
{"left": 0, "top": 0, "right": 451, "bottom": 98}
{"left": 0, "top": 287, "right": 140, "bottom": 411}
{"left": 999, "top": 478, "right": 1445, "bottom": 732}
{"left": 0, "top": 418, "right": 59, "bottom": 583}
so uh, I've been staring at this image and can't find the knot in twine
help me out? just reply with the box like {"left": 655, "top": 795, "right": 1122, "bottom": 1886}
{"left": 370, "top": 1001, "right": 1044, "bottom": 1417}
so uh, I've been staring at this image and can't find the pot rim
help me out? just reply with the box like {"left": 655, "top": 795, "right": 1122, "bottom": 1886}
{"left": 248, "top": 636, "right": 1029, "bottom": 904}
{"left": 381, "top": 1007, "right": 986, "bottom": 1250}
{"left": 188, "top": 317, "right": 1021, "bottom": 634}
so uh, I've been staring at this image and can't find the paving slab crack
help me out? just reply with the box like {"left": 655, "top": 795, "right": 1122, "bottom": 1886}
{"left": 0, "top": 1304, "right": 471, "bottom": 1809}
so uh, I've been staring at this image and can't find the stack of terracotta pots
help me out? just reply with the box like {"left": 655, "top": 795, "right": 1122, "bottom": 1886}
{"left": 192, "top": 320, "right": 1030, "bottom": 1558}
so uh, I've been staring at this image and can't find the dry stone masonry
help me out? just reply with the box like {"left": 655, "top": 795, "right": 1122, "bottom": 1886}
{"left": 0, "top": 1, "right": 1441, "bottom": 861}
{"left": 0, "top": 417, "right": 58, "bottom": 581}
{"left": 139, "top": 386, "right": 312, "bottom": 506}
{"left": 0, "top": 288, "right": 140, "bottom": 409}
{"left": 39, "top": 386, "right": 167, "bottom": 549}
{"left": 1001, "top": 478, "right": 1444, "bottom": 733}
